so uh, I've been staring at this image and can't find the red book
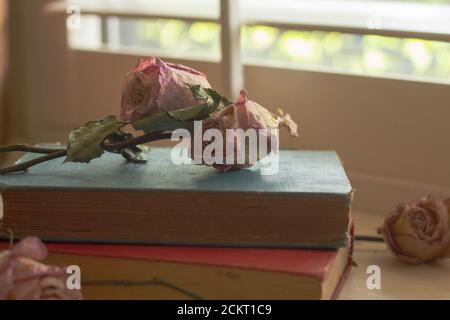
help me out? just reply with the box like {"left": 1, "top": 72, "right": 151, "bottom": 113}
{"left": 39, "top": 242, "right": 352, "bottom": 300}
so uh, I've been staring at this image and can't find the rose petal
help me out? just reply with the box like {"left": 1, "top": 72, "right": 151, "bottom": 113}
{"left": 1, "top": 237, "right": 83, "bottom": 300}
{"left": 444, "top": 198, "right": 450, "bottom": 211}
{"left": 394, "top": 233, "right": 447, "bottom": 263}
{"left": 11, "top": 236, "right": 47, "bottom": 261}
{"left": 41, "top": 276, "right": 82, "bottom": 300}
{"left": 11, "top": 257, "right": 64, "bottom": 282}
{"left": 120, "top": 57, "right": 211, "bottom": 121}
{"left": 381, "top": 195, "right": 450, "bottom": 264}
{"left": 7, "top": 277, "right": 42, "bottom": 300}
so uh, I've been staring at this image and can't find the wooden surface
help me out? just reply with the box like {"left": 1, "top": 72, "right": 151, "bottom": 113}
{"left": 339, "top": 211, "right": 450, "bottom": 300}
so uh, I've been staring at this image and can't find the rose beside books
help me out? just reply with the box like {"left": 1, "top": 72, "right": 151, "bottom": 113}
{"left": 379, "top": 195, "right": 450, "bottom": 264}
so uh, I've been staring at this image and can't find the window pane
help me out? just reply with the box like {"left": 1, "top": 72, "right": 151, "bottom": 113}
{"left": 68, "top": 0, "right": 450, "bottom": 37}
{"left": 115, "top": 17, "right": 221, "bottom": 61}
{"left": 241, "top": 0, "right": 450, "bottom": 38}
{"left": 68, "top": 16, "right": 450, "bottom": 82}
{"left": 67, "top": 15, "right": 102, "bottom": 50}
{"left": 242, "top": 25, "right": 450, "bottom": 81}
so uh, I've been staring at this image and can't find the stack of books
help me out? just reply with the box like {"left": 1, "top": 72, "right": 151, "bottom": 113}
{"left": 0, "top": 148, "right": 353, "bottom": 299}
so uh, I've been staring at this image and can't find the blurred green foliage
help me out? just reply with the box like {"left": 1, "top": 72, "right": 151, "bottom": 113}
{"left": 135, "top": 19, "right": 220, "bottom": 59}
{"left": 130, "top": 18, "right": 450, "bottom": 81}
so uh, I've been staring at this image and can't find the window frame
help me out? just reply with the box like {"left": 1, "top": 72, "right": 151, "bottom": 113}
{"left": 54, "top": 0, "right": 450, "bottom": 90}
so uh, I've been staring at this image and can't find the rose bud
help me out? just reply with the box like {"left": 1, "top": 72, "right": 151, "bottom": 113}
{"left": 0, "top": 237, "right": 82, "bottom": 300}
{"left": 378, "top": 195, "right": 450, "bottom": 264}
{"left": 194, "top": 90, "right": 298, "bottom": 172}
{"left": 120, "top": 57, "right": 211, "bottom": 122}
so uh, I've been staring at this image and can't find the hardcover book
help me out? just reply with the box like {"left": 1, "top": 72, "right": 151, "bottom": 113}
{"left": 0, "top": 148, "right": 353, "bottom": 248}
{"left": 40, "top": 242, "right": 352, "bottom": 300}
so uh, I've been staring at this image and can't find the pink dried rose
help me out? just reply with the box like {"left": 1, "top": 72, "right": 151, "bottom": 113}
{"left": 378, "top": 195, "right": 450, "bottom": 264}
{"left": 194, "top": 90, "right": 299, "bottom": 172}
{"left": 0, "top": 237, "right": 82, "bottom": 300}
{"left": 120, "top": 57, "right": 212, "bottom": 122}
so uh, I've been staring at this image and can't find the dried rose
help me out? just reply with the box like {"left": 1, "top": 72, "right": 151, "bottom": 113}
{"left": 120, "top": 57, "right": 211, "bottom": 122}
{"left": 378, "top": 195, "right": 450, "bottom": 264}
{"left": 194, "top": 90, "right": 298, "bottom": 172}
{"left": 0, "top": 237, "right": 82, "bottom": 300}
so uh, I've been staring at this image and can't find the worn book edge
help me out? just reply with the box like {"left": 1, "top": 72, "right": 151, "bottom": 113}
{"left": 0, "top": 233, "right": 349, "bottom": 250}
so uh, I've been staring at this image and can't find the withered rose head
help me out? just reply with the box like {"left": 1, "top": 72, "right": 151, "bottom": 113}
{"left": 0, "top": 237, "right": 82, "bottom": 300}
{"left": 195, "top": 90, "right": 298, "bottom": 172}
{"left": 379, "top": 195, "right": 450, "bottom": 264}
{"left": 120, "top": 57, "right": 211, "bottom": 122}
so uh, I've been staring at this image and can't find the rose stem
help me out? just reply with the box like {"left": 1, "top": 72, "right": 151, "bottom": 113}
{"left": 101, "top": 131, "right": 172, "bottom": 152}
{"left": 0, "top": 144, "right": 66, "bottom": 154}
{"left": 0, "top": 132, "right": 172, "bottom": 174}
{"left": 0, "top": 149, "right": 67, "bottom": 175}
{"left": 355, "top": 235, "right": 384, "bottom": 242}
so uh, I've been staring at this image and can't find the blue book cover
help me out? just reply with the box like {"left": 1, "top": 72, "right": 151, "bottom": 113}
{"left": 0, "top": 148, "right": 353, "bottom": 248}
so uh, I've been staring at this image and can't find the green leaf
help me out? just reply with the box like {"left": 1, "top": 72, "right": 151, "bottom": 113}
{"left": 105, "top": 130, "right": 149, "bottom": 164}
{"left": 168, "top": 104, "right": 214, "bottom": 121}
{"left": 66, "top": 115, "right": 124, "bottom": 163}
{"left": 132, "top": 112, "right": 193, "bottom": 133}
{"left": 133, "top": 86, "right": 229, "bottom": 133}
{"left": 168, "top": 86, "right": 225, "bottom": 121}
{"left": 188, "top": 84, "right": 224, "bottom": 107}
{"left": 220, "top": 95, "right": 233, "bottom": 107}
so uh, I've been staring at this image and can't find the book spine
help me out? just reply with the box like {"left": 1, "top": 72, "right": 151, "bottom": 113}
{"left": 331, "top": 217, "right": 354, "bottom": 300}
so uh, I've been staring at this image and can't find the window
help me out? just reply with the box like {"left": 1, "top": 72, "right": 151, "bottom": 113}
{"left": 61, "top": 0, "right": 450, "bottom": 83}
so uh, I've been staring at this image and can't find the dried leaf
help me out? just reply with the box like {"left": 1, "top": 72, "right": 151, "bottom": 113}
{"left": 276, "top": 108, "right": 299, "bottom": 137}
{"left": 132, "top": 112, "right": 191, "bottom": 133}
{"left": 133, "top": 86, "right": 228, "bottom": 133}
{"left": 66, "top": 115, "right": 124, "bottom": 163}
{"left": 105, "top": 130, "right": 149, "bottom": 164}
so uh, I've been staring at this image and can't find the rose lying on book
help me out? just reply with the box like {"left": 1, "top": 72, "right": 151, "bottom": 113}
{"left": 0, "top": 237, "right": 82, "bottom": 300}
{"left": 195, "top": 90, "right": 298, "bottom": 172}
{"left": 378, "top": 195, "right": 450, "bottom": 264}
{"left": 120, "top": 57, "right": 212, "bottom": 122}
{"left": 0, "top": 57, "right": 298, "bottom": 175}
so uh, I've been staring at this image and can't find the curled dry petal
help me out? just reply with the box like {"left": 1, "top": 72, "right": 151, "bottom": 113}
{"left": 195, "top": 90, "right": 298, "bottom": 172}
{"left": 276, "top": 108, "right": 299, "bottom": 137}
{"left": 10, "top": 236, "right": 47, "bottom": 260}
{"left": 379, "top": 195, "right": 450, "bottom": 264}
{"left": 39, "top": 276, "right": 82, "bottom": 300}
{"left": 120, "top": 57, "right": 211, "bottom": 122}
{"left": 0, "top": 237, "right": 82, "bottom": 300}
